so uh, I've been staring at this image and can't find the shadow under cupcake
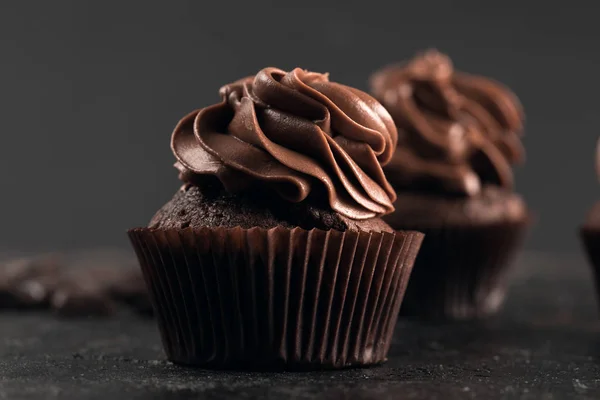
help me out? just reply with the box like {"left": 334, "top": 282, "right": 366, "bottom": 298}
{"left": 129, "top": 67, "right": 423, "bottom": 370}
{"left": 369, "top": 50, "right": 531, "bottom": 320}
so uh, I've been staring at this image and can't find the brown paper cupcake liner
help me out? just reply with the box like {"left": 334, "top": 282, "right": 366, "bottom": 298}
{"left": 128, "top": 226, "right": 423, "bottom": 370}
{"left": 397, "top": 217, "right": 530, "bottom": 320}
{"left": 580, "top": 226, "right": 600, "bottom": 307}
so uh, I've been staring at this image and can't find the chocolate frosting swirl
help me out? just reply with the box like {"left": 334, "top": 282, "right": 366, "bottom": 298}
{"left": 370, "top": 49, "right": 525, "bottom": 197}
{"left": 172, "top": 67, "right": 398, "bottom": 219}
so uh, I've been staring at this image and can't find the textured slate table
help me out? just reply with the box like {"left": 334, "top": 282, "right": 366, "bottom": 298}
{"left": 1, "top": 252, "right": 599, "bottom": 400}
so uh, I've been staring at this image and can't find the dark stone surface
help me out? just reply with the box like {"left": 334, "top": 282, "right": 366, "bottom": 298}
{"left": 1, "top": 251, "right": 599, "bottom": 399}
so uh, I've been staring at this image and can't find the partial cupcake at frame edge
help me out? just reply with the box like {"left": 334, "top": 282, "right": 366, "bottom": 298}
{"left": 581, "top": 137, "right": 600, "bottom": 302}
{"left": 369, "top": 49, "right": 531, "bottom": 320}
{"left": 129, "top": 67, "right": 424, "bottom": 370}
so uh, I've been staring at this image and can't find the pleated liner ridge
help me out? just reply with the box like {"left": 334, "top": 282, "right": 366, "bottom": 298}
{"left": 128, "top": 226, "right": 423, "bottom": 370}
{"left": 398, "top": 217, "right": 530, "bottom": 320}
{"left": 581, "top": 227, "right": 600, "bottom": 308}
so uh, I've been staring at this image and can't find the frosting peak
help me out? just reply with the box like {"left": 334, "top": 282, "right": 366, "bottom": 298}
{"left": 405, "top": 49, "right": 453, "bottom": 82}
{"left": 172, "top": 67, "right": 398, "bottom": 220}
{"left": 370, "top": 49, "right": 525, "bottom": 197}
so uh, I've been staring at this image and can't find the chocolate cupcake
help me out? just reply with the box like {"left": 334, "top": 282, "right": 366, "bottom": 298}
{"left": 369, "top": 50, "right": 530, "bottom": 320}
{"left": 128, "top": 67, "right": 424, "bottom": 369}
{"left": 581, "top": 138, "right": 600, "bottom": 305}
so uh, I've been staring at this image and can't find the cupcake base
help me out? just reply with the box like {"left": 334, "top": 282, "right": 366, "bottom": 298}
{"left": 128, "top": 226, "right": 423, "bottom": 370}
{"left": 397, "top": 218, "right": 530, "bottom": 320}
{"left": 581, "top": 226, "right": 600, "bottom": 308}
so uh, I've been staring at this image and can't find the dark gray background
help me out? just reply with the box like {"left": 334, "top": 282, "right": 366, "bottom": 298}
{"left": 1, "top": 1, "right": 597, "bottom": 253}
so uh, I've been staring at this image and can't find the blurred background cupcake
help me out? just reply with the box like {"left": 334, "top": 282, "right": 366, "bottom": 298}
{"left": 369, "top": 50, "right": 531, "bottom": 320}
{"left": 581, "top": 138, "right": 600, "bottom": 307}
{"left": 129, "top": 67, "right": 424, "bottom": 370}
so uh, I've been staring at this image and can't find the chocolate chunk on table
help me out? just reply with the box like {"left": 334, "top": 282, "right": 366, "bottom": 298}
{"left": 0, "top": 254, "right": 62, "bottom": 309}
{"left": 0, "top": 250, "right": 152, "bottom": 317}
